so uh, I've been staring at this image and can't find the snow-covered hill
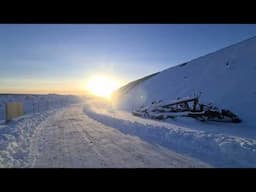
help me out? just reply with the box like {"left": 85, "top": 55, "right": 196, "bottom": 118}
{"left": 113, "top": 36, "right": 256, "bottom": 126}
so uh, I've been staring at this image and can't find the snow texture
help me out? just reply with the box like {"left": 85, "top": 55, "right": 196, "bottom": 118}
{"left": 0, "top": 109, "right": 58, "bottom": 167}
{"left": 113, "top": 36, "right": 256, "bottom": 126}
{"left": 31, "top": 105, "right": 209, "bottom": 168}
{"left": 84, "top": 100, "right": 256, "bottom": 167}
{"left": 0, "top": 104, "right": 209, "bottom": 168}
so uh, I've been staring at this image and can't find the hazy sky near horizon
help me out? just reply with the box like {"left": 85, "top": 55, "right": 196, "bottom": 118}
{"left": 1, "top": 24, "right": 256, "bottom": 94}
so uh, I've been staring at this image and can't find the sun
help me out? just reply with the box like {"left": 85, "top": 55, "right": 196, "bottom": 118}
{"left": 84, "top": 75, "right": 121, "bottom": 99}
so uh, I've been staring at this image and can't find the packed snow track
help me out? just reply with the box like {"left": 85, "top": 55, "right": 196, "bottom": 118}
{"left": 29, "top": 105, "right": 209, "bottom": 168}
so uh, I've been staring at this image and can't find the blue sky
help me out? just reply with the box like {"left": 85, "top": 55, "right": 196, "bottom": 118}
{"left": 1, "top": 24, "right": 256, "bottom": 94}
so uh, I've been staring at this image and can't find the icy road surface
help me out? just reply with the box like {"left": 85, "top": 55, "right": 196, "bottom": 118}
{"left": 31, "top": 105, "right": 209, "bottom": 168}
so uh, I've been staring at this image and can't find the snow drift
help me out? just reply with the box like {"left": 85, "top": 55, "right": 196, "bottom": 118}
{"left": 113, "top": 36, "right": 256, "bottom": 126}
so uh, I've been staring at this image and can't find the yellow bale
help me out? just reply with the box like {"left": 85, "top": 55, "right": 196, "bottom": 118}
{"left": 6, "top": 102, "right": 24, "bottom": 121}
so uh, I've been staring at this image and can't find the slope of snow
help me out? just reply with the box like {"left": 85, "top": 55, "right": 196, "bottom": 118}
{"left": 113, "top": 36, "right": 256, "bottom": 126}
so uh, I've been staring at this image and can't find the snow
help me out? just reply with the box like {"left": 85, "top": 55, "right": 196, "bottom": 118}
{"left": 0, "top": 94, "right": 80, "bottom": 167}
{"left": 113, "top": 36, "right": 256, "bottom": 127}
{"left": 1, "top": 37, "right": 256, "bottom": 167}
{"left": 1, "top": 93, "right": 255, "bottom": 167}
{"left": 31, "top": 105, "right": 209, "bottom": 168}
{"left": 0, "top": 104, "right": 209, "bottom": 168}
{"left": 83, "top": 98, "right": 256, "bottom": 167}
{"left": 0, "top": 109, "right": 59, "bottom": 167}
{"left": 0, "top": 94, "right": 80, "bottom": 121}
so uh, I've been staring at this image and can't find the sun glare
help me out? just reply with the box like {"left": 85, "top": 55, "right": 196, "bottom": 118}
{"left": 85, "top": 75, "right": 121, "bottom": 99}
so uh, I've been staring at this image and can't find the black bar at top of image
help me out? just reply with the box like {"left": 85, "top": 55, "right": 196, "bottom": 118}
{"left": 0, "top": 3, "right": 256, "bottom": 24}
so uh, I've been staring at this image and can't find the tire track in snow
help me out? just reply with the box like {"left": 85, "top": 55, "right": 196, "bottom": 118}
{"left": 31, "top": 105, "right": 210, "bottom": 168}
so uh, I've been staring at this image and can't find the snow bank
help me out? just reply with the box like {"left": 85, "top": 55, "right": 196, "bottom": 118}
{"left": 83, "top": 106, "right": 256, "bottom": 167}
{"left": 0, "top": 94, "right": 81, "bottom": 167}
{"left": 0, "top": 109, "right": 61, "bottom": 167}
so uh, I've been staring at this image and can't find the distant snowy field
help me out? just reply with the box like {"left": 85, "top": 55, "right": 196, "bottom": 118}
{"left": 0, "top": 94, "right": 79, "bottom": 122}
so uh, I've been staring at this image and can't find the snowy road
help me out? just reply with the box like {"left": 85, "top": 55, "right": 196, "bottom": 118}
{"left": 30, "top": 105, "right": 209, "bottom": 168}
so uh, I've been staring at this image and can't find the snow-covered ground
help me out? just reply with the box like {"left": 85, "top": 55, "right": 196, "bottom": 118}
{"left": 0, "top": 94, "right": 81, "bottom": 167}
{"left": 0, "top": 94, "right": 79, "bottom": 122}
{"left": 31, "top": 105, "right": 209, "bottom": 168}
{"left": 83, "top": 98, "right": 256, "bottom": 167}
{"left": 0, "top": 103, "right": 209, "bottom": 168}
{"left": 0, "top": 109, "right": 59, "bottom": 167}
{"left": 1, "top": 94, "right": 255, "bottom": 167}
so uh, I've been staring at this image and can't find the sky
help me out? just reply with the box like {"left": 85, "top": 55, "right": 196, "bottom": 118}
{"left": 1, "top": 24, "right": 256, "bottom": 94}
